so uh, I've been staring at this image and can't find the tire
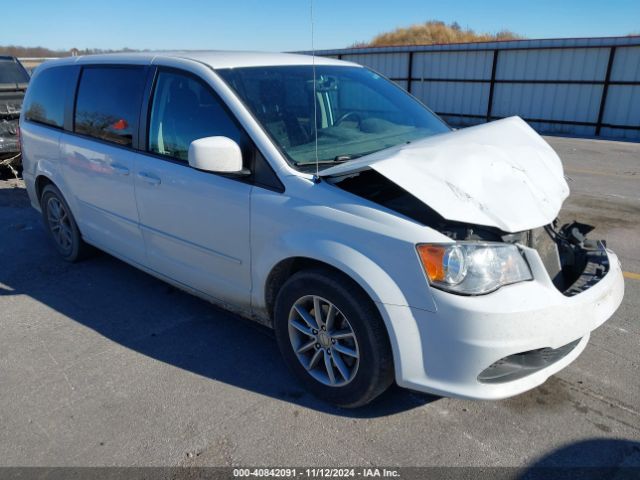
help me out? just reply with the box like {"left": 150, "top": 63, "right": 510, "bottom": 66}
{"left": 40, "top": 184, "right": 93, "bottom": 262}
{"left": 274, "top": 268, "right": 394, "bottom": 407}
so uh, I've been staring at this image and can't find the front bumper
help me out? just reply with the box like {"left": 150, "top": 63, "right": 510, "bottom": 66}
{"left": 382, "top": 247, "right": 624, "bottom": 400}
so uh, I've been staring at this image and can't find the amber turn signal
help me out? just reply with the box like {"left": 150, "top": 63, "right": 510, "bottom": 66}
{"left": 416, "top": 244, "right": 446, "bottom": 282}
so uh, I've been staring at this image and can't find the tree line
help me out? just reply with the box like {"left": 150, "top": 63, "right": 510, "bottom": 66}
{"left": 0, "top": 46, "right": 140, "bottom": 57}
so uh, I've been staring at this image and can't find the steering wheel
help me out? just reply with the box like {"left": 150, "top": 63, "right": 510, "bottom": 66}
{"left": 334, "top": 111, "right": 361, "bottom": 127}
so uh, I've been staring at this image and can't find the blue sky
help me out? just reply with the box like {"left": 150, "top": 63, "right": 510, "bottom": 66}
{"left": 4, "top": 0, "right": 640, "bottom": 51}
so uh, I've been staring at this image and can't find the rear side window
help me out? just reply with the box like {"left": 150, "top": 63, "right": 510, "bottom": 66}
{"left": 74, "top": 66, "right": 146, "bottom": 147}
{"left": 23, "top": 67, "right": 70, "bottom": 128}
{"left": 148, "top": 70, "right": 247, "bottom": 162}
{"left": 0, "top": 58, "right": 30, "bottom": 84}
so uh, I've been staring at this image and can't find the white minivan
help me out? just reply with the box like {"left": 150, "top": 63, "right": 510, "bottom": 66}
{"left": 20, "top": 52, "right": 624, "bottom": 407}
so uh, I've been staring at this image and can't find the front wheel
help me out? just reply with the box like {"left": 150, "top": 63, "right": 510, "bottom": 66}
{"left": 274, "top": 269, "right": 394, "bottom": 407}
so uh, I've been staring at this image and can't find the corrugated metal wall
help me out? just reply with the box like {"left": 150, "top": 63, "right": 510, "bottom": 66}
{"left": 306, "top": 37, "right": 640, "bottom": 140}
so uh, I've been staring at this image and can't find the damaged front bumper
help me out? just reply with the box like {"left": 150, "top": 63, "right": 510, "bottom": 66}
{"left": 381, "top": 244, "right": 624, "bottom": 400}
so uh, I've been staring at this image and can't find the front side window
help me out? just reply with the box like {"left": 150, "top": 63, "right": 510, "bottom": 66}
{"left": 74, "top": 66, "right": 146, "bottom": 147}
{"left": 218, "top": 65, "right": 450, "bottom": 170}
{"left": 148, "top": 70, "right": 247, "bottom": 162}
{"left": 24, "top": 66, "right": 70, "bottom": 128}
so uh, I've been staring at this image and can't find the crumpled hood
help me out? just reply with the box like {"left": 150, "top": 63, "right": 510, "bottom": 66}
{"left": 322, "top": 116, "right": 570, "bottom": 233}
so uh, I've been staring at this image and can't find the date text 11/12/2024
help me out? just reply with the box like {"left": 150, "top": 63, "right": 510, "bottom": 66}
{"left": 232, "top": 468, "right": 400, "bottom": 477}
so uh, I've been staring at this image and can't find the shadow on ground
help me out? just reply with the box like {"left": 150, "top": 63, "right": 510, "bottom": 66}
{"left": 0, "top": 185, "right": 438, "bottom": 418}
{"left": 521, "top": 438, "right": 640, "bottom": 478}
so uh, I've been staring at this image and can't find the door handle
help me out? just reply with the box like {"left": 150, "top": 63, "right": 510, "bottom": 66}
{"left": 137, "top": 171, "right": 161, "bottom": 186}
{"left": 111, "top": 164, "right": 130, "bottom": 176}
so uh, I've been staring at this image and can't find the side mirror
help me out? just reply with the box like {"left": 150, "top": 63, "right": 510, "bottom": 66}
{"left": 188, "top": 136, "right": 243, "bottom": 173}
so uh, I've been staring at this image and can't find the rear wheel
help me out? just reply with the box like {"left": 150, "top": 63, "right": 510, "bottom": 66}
{"left": 41, "top": 184, "right": 92, "bottom": 262}
{"left": 274, "top": 268, "right": 394, "bottom": 407}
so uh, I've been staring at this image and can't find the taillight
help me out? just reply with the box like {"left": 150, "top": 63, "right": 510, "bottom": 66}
{"left": 16, "top": 125, "right": 21, "bottom": 153}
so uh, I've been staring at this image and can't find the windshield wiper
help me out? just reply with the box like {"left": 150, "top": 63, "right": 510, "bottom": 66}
{"left": 295, "top": 153, "right": 366, "bottom": 166}
{"left": 293, "top": 157, "right": 349, "bottom": 167}
{"left": 293, "top": 149, "right": 382, "bottom": 168}
{"left": 333, "top": 154, "right": 362, "bottom": 162}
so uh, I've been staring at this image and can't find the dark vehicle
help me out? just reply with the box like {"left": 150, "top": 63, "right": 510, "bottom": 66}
{"left": 0, "top": 56, "right": 30, "bottom": 168}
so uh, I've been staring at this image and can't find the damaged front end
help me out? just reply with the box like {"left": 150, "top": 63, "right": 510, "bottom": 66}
{"left": 530, "top": 222, "right": 609, "bottom": 296}
{"left": 0, "top": 91, "right": 22, "bottom": 159}
{"left": 0, "top": 111, "right": 22, "bottom": 175}
{"left": 318, "top": 117, "right": 622, "bottom": 397}
{"left": 0, "top": 116, "right": 21, "bottom": 156}
{"left": 322, "top": 117, "right": 611, "bottom": 297}
{"left": 332, "top": 168, "right": 609, "bottom": 297}
{"left": 0, "top": 57, "right": 29, "bottom": 168}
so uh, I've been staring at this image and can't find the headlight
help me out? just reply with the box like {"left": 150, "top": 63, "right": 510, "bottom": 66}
{"left": 416, "top": 242, "right": 533, "bottom": 295}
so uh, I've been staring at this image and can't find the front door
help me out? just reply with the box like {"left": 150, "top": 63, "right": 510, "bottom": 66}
{"left": 133, "top": 69, "right": 252, "bottom": 307}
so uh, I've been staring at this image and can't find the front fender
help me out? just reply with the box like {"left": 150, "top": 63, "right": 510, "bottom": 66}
{"left": 257, "top": 239, "right": 402, "bottom": 309}
{"left": 251, "top": 231, "right": 438, "bottom": 389}
{"left": 252, "top": 231, "right": 437, "bottom": 314}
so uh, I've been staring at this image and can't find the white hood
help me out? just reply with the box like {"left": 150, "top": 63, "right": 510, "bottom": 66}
{"left": 323, "top": 116, "right": 570, "bottom": 233}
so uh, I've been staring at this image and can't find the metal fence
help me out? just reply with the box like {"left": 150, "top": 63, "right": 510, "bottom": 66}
{"left": 307, "top": 36, "right": 640, "bottom": 141}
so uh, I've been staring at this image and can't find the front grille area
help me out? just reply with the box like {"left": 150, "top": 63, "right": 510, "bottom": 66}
{"left": 477, "top": 338, "right": 582, "bottom": 384}
{"left": 563, "top": 247, "right": 609, "bottom": 297}
{"left": 529, "top": 226, "right": 563, "bottom": 288}
{"left": 527, "top": 226, "right": 610, "bottom": 296}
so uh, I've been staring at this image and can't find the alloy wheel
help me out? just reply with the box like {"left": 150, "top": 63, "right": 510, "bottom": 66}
{"left": 46, "top": 197, "right": 73, "bottom": 254}
{"left": 288, "top": 295, "right": 360, "bottom": 387}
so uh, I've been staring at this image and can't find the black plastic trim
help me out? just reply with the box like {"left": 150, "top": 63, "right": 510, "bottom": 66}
{"left": 478, "top": 338, "right": 582, "bottom": 384}
{"left": 63, "top": 65, "right": 81, "bottom": 132}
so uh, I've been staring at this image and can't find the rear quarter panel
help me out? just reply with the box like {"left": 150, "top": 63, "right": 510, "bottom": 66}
{"left": 19, "top": 121, "right": 65, "bottom": 211}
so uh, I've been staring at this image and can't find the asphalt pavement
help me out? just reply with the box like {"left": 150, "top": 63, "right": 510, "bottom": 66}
{"left": 0, "top": 135, "right": 638, "bottom": 468}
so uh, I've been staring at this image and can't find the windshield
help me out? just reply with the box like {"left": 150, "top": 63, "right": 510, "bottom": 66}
{"left": 0, "top": 58, "right": 30, "bottom": 85}
{"left": 217, "top": 65, "right": 449, "bottom": 170}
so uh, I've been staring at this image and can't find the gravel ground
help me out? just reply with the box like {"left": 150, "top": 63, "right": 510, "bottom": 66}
{"left": 0, "top": 136, "right": 638, "bottom": 468}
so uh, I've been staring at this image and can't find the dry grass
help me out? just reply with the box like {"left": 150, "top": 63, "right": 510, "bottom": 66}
{"left": 356, "top": 20, "right": 523, "bottom": 47}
